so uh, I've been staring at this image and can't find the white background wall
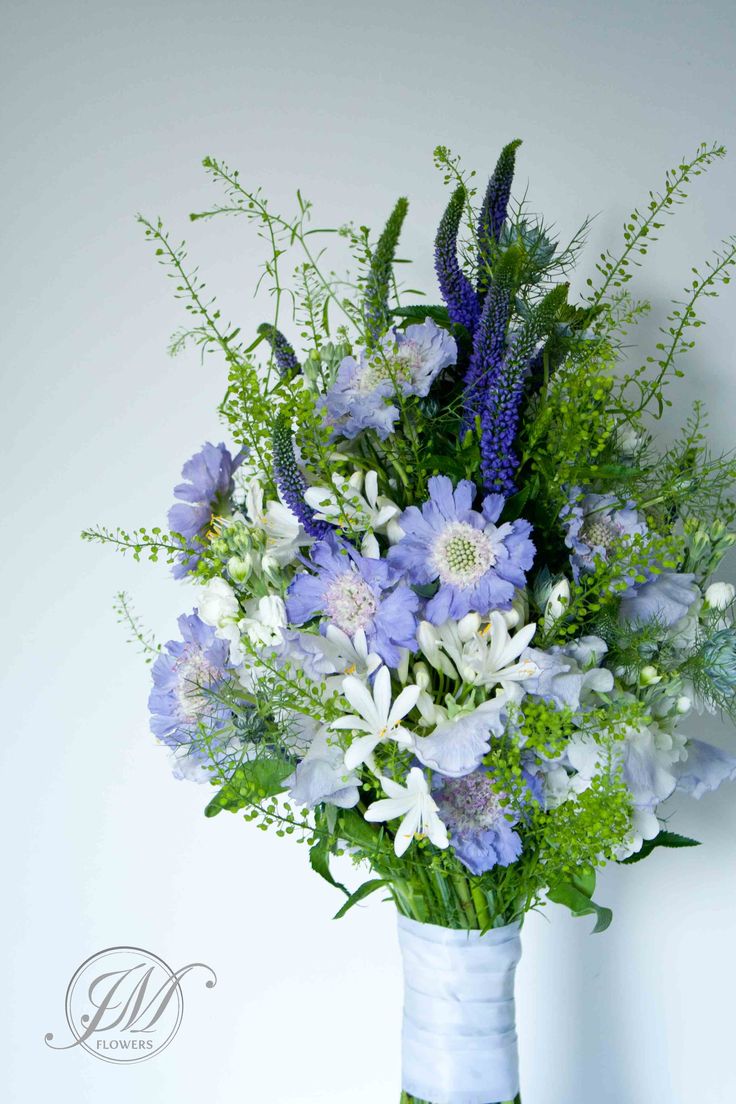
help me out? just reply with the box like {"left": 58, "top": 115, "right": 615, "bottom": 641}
{"left": 2, "top": 2, "right": 735, "bottom": 1101}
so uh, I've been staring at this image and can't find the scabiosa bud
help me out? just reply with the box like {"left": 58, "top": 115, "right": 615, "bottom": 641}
{"left": 257, "top": 323, "right": 300, "bottom": 380}
{"left": 702, "top": 629, "right": 736, "bottom": 695}
{"left": 434, "top": 185, "right": 480, "bottom": 333}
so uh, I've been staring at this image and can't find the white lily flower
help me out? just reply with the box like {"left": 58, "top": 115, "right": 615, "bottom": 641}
{"left": 245, "top": 479, "right": 313, "bottom": 566}
{"left": 304, "top": 470, "right": 401, "bottom": 555}
{"left": 331, "top": 666, "right": 420, "bottom": 770}
{"left": 364, "top": 767, "right": 449, "bottom": 856}
{"left": 462, "top": 612, "right": 538, "bottom": 690}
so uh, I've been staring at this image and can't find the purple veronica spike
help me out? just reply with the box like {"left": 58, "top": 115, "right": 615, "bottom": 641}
{"left": 387, "top": 475, "right": 535, "bottom": 623}
{"left": 476, "top": 140, "right": 522, "bottom": 298}
{"left": 434, "top": 186, "right": 480, "bottom": 333}
{"left": 286, "top": 537, "right": 419, "bottom": 667}
{"left": 257, "top": 323, "right": 300, "bottom": 379}
{"left": 272, "top": 414, "right": 330, "bottom": 539}
{"left": 168, "top": 441, "right": 241, "bottom": 578}
{"left": 462, "top": 278, "right": 512, "bottom": 429}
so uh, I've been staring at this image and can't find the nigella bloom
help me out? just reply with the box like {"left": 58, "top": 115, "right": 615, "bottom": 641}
{"left": 148, "top": 612, "right": 232, "bottom": 753}
{"left": 388, "top": 475, "right": 535, "bottom": 623}
{"left": 562, "top": 489, "right": 697, "bottom": 626}
{"left": 168, "top": 442, "right": 242, "bottom": 578}
{"left": 701, "top": 628, "right": 736, "bottom": 694}
{"left": 324, "top": 319, "right": 457, "bottom": 440}
{"left": 435, "top": 768, "right": 524, "bottom": 875}
{"left": 286, "top": 537, "right": 419, "bottom": 667}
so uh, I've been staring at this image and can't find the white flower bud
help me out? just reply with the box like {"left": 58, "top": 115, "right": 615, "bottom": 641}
{"left": 503, "top": 608, "right": 521, "bottom": 628}
{"left": 544, "top": 577, "right": 571, "bottom": 629}
{"left": 705, "top": 581, "right": 735, "bottom": 611}
{"left": 412, "top": 662, "right": 431, "bottom": 691}
{"left": 676, "top": 695, "right": 692, "bottom": 714}
{"left": 228, "top": 554, "right": 253, "bottom": 585}
{"left": 640, "top": 665, "right": 662, "bottom": 686}
{"left": 197, "top": 577, "right": 239, "bottom": 627}
{"left": 457, "top": 612, "right": 481, "bottom": 641}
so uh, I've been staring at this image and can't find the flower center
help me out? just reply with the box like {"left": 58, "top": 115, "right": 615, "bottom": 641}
{"left": 580, "top": 517, "right": 619, "bottom": 552}
{"left": 324, "top": 571, "right": 378, "bottom": 634}
{"left": 431, "top": 522, "right": 496, "bottom": 588}
{"left": 438, "top": 772, "right": 504, "bottom": 833}
{"left": 360, "top": 351, "right": 413, "bottom": 391}
{"left": 174, "top": 648, "right": 223, "bottom": 725}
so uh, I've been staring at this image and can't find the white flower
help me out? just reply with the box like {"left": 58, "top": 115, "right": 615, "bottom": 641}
{"left": 331, "top": 666, "right": 419, "bottom": 770}
{"left": 364, "top": 767, "right": 449, "bottom": 856}
{"left": 543, "top": 578, "right": 571, "bottom": 629}
{"left": 197, "top": 577, "right": 240, "bottom": 627}
{"left": 245, "top": 480, "right": 312, "bottom": 566}
{"left": 304, "top": 470, "right": 401, "bottom": 556}
{"left": 462, "top": 612, "right": 538, "bottom": 690}
{"left": 705, "top": 581, "right": 735, "bottom": 611}
{"left": 241, "top": 595, "right": 287, "bottom": 648}
{"left": 320, "top": 625, "right": 383, "bottom": 679}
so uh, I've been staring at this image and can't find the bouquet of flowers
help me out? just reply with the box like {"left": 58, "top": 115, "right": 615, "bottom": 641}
{"left": 85, "top": 139, "right": 736, "bottom": 1104}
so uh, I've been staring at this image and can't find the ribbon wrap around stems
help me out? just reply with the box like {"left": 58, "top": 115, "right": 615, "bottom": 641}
{"left": 398, "top": 914, "right": 522, "bottom": 1104}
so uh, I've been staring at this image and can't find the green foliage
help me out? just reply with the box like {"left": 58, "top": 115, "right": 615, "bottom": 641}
{"left": 81, "top": 524, "right": 191, "bottom": 564}
{"left": 113, "top": 591, "right": 160, "bottom": 664}
{"left": 620, "top": 829, "right": 701, "bottom": 865}
{"left": 547, "top": 869, "right": 613, "bottom": 933}
{"left": 205, "top": 757, "right": 294, "bottom": 817}
{"left": 364, "top": 196, "right": 409, "bottom": 342}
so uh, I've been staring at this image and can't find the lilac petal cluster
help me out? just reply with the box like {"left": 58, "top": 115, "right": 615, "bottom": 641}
{"left": 387, "top": 475, "right": 535, "bottom": 623}
{"left": 434, "top": 185, "right": 480, "bottom": 333}
{"left": 272, "top": 413, "right": 330, "bottom": 539}
{"left": 323, "top": 320, "right": 457, "bottom": 441}
{"left": 435, "top": 768, "right": 524, "bottom": 875}
{"left": 168, "top": 442, "right": 242, "bottom": 578}
{"left": 286, "top": 537, "right": 419, "bottom": 667}
{"left": 149, "top": 612, "right": 232, "bottom": 751}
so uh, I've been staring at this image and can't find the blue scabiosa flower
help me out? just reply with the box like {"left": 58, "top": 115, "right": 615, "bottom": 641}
{"left": 148, "top": 612, "right": 232, "bottom": 753}
{"left": 388, "top": 475, "right": 535, "bottom": 623}
{"left": 286, "top": 538, "right": 419, "bottom": 667}
{"left": 562, "top": 489, "right": 698, "bottom": 626}
{"left": 168, "top": 442, "right": 242, "bottom": 578}
{"left": 435, "top": 768, "right": 524, "bottom": 875}
{"left": 324, "top": 320, "right": 457, "bottom": 441}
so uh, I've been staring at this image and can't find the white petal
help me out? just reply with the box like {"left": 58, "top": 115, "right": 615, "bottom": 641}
{"left": 387, "top": 683, "right": 420, "bottom": 729}
{"left": 364, "top": 795, "right": 415, "bottom": 821}
{"left": 364, "top": 470, "right": 378, "bottom": 505}
{"left": 342, "top": 674, "right": 381, "bottom": 728}
{"left": 330, "top": 714, "right": 374, "bottom": 733}
{"left": 394, "top": 804, "right": 422, "bottom": 856}
{"left": 344, "top": 732, "right": 382, "bottom": 770}
{"left": 372, "top": 666, "right": 392, "bottom": 723}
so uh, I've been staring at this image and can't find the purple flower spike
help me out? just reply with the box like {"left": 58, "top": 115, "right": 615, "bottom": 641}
{"left": 434, "top": 186, "right": 480, "bottom": 334}
{"left": 462, "top": 277, "right": 512, "bottom": 430}
{"left": 168, "top": 441, "right": 241, "bottom": 578}
{"left": 387, "top": 475, "right": 535, "bottom": 622}
{"left": 257, "top": 323, "right": 300, "bottom": 379}
{"left": 272, "top": 414, "right": 330, "bottom": 539}
{"left": 286, "top": 537, "right": 419, "bottom": 667}
{"left": 476, "top": 140, "right": 522, "bottom": 299}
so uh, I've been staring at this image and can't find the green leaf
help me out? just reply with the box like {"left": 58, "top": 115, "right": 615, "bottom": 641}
{"left": 205, "top": 758, "right": 293, "bottom": 817}
{"left": 391, "top": 304, "right": 451, "bottom": 325}
{"left": 309, "top": 835, "right": 348, "bottom": 896}
{"left": 335, "top": 807, "right": 381, "bottom": 851}
{"left": 547, "top": 879, "right": 613, "bottom": 934}
{"left": 333, "top": 878, "right": 389, "bottom": 920}
{"left": 620, "top": 829, "right": 701, "bottom": 865}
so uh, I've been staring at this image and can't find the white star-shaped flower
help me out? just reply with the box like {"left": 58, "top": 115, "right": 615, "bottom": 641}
{"left": 330, "top": 666, "right": 419, "bottom": 770}
{"left": 364, "top": 767, "right": 449, "bottom": 856}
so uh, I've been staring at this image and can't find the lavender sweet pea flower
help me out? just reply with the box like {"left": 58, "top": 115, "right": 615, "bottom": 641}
{"left": 674, "top": 738, "right": 736, "bottom": 798}
{"left": 285, "top": 720, "right": 361, "bottom": 809}
{"left": 619, "top": 571, "right": 699, "bottom": 628}
{"left": 168, "top": 442, "right": 242, "bottom": 577}
{"left": 286, "top": 537, "right": 419, "bottom": 667}
{"left": 413, "top": 696, "right": 509, "bottom": 779}
{"left": 149, "top": 612, "right": 232, "bottom": 752}
{"left": 323, "top": 320, "right": 457, "bottom": 441}
{"left": 435, "top": 768, "right": 527, "bottom": 875}
{"left": 388, "top": 475, "right": 535, "bottom": 623}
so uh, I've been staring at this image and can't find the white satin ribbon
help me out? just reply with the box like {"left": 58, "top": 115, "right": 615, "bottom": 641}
{"left": 397, "top": 914, "right": 522, "bottom": 1104}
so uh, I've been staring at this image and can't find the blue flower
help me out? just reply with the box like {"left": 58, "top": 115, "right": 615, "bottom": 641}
{"left": 435, "top": 768, "right": 525, "bottom": 875}
{"left": 323, "top": 320, "right": 457, "bottom": 441}
{"left": 674, "top": 737, "right": 736, "bottom": 798}
{"left": 285, "top": 537, "right": 419, "bottom": 667}
{"left": 168, "top": 442, "right": 242, "bottom": 578}
{"left": 413, "top": 697, "right": 509, "bottom": 778}
{"left": 148, "top": 612, "right": 232, "bottom": 753}
{"left": 562, "top": 491, "right": 648, "bottom": 582}
{"left": 562, "top": 489, "right": 697, "bottom": 627}
{"left": 388, "top": 475, "right": 535, "bottom": 623}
